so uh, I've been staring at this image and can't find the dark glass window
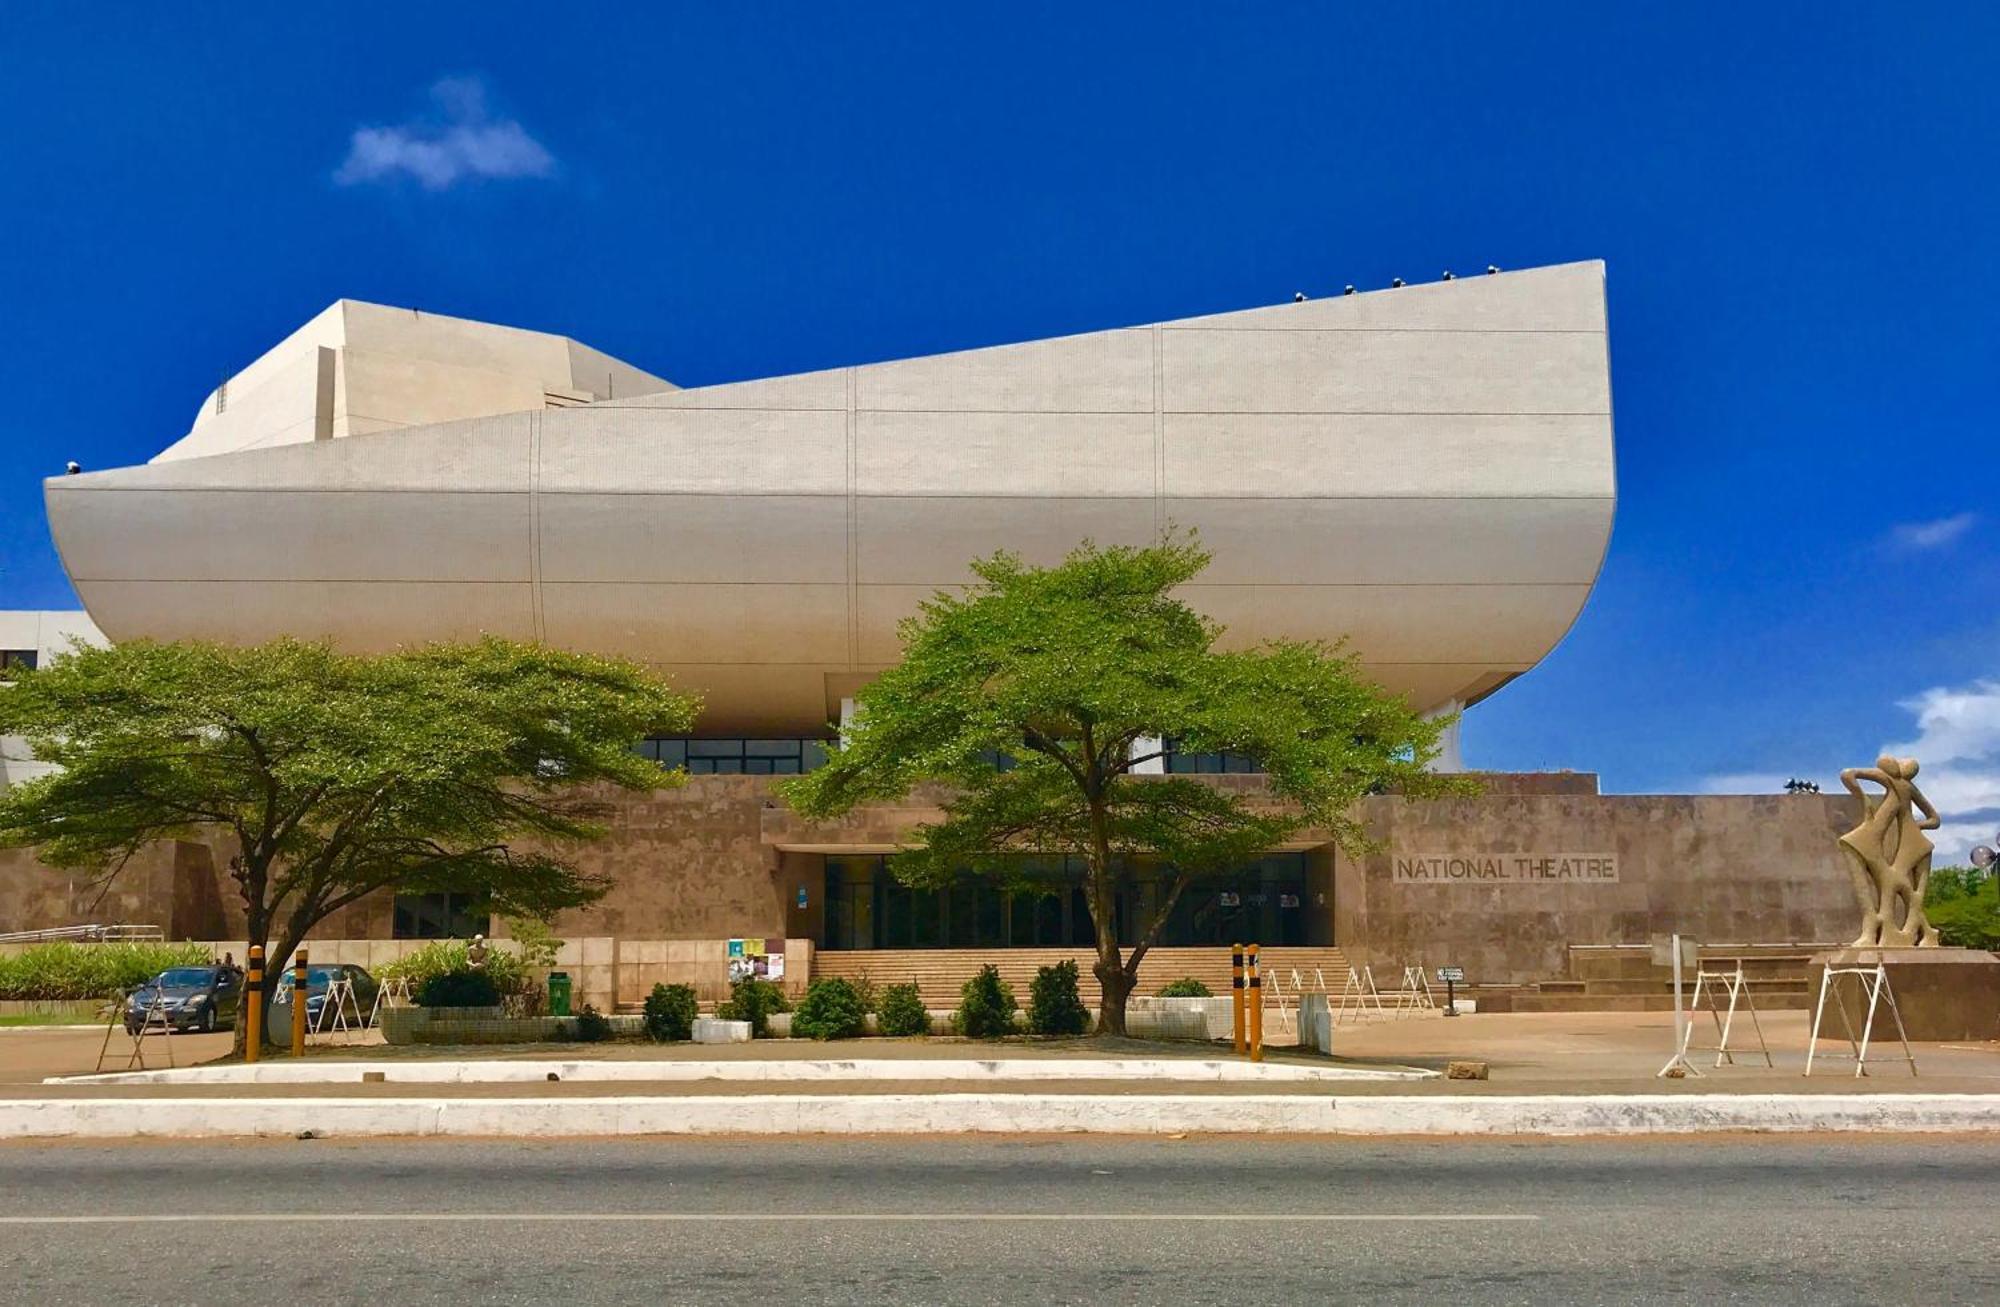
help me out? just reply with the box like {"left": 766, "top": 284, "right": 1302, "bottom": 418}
{"left": 392, "top": 892, "right": 490, "bottom": 940}
{"left": 0, "top": 649, "right": 37, "bottom": 673}
{"left": 812, "top": 853, "right": 1304, "bottom": 950}
{"left": 1163, "top": 739, "right": 1265, "bottom": 774}
{"left": 637, "top": 737, "right": 832, "bottom": 773}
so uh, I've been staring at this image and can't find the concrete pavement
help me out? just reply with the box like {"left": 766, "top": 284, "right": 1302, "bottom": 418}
{"left": 1, "top": 1136, "right": 1993, "bottom": 1304}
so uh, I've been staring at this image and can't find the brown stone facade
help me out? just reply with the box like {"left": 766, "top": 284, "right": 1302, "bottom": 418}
{"left": 0, "top": 773, "right": 1862, "bottom": 988}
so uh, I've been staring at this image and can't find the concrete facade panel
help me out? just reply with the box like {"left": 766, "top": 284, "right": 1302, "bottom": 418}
{"left": 538, "top": 582, "right": 852, "bottom": 665}
{"left": 855, "top": 496, "right": 1159, "bottom": 584}
{"left": 853, "top": 328, "right": 1154, "bottom": 412}
{"left": 54, "top": 490, "right": 530, "bottom": 584}
{"left": 608, "top": 369, "right": 847, "bottom": 412}
{"left": 1161, "top": 327, "right": 1610, "bottom": 415}
{"left": 57, "top": 413, "right": 533, "bottom": 494}
{"left": 1181, "top": 261, "right": 1607, "bottom": 332}
{"left": 1171, "top": 497, "right": 1613, "bottom": 585}
{"left": 535, "top": 407, "right": 848, "bottom": 495}
{"left": 1162, "top": 413, "right": 1615, "bottom": 498}
{"left": 539, "top": 494, "right": 847, "bottom": 584}
{"left": 854, "top": 411, "right": 1158, "bottom": 497}
{"left": 69, "top": 580, "right": 537, "bottom": 648}
{"left": 1184, "top": 583, "right": 1595, "bottom": 662}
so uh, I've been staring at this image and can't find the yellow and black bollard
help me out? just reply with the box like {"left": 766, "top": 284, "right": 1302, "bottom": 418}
{"left": 1231, "top": 944, "right": 1246, "bottom": 1054}
{"left": 244, "top": 945, "right": 264, "bottom": 1064}
{"left": 1248, "top": 943, "right": 1264, "bottom": 1062}
{"left": 290, "top": 947, "right": 309, "bottom": 1058}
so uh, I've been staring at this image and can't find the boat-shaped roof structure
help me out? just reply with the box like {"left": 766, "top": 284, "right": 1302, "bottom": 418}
{"left": 47, "top": 262, "right": 1614, "bottom": 734}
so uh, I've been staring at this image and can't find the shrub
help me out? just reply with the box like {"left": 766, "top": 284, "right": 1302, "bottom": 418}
{"left": 642, "top": 983, "right": 698, "bottom": 1042}
{"left": 792, "top": 978, "right": 868, "bottom": 1040}
{"left": 954, "top": 964, "right": 1017, "bottom": 1038}
{"left": 572, "top": 1004, "right": 613, "bottom": 1042}
{"left": 1157, "top": 977, "right": 1212, "bottom": 998}
{"left": 1027, "top": 959, "right": 1091, "bottom": 1036}
{"left": 717, "top": 976, "right": 789, "bottom": 1037}
{"left": 876, "top": 983, "right": 930, "bottom": 1037}
{"left": 0, "top": 942, "right": 212, "bottom": 1001}
{"left": 416, "top": 969, "right": 501, "bottom": 1008}
{"left": 848, "top": 971, "right": 880, "bottom": 1014}
{"left": 380, "top": 938, "right": 528, "bottom": 1000}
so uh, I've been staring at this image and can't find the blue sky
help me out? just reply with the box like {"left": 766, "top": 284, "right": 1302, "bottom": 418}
{"left": 1, "top": 5, "right": 1995, "bottom": 854}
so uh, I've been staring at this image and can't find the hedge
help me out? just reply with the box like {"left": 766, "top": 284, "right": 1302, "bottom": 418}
{"left": 0, "top": 942, "right": 214, "bottom": 1001}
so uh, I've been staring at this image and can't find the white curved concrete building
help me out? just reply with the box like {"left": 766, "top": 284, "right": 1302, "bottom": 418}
{"left": 45, "top": 261, "right": 1614, "bottom": 735}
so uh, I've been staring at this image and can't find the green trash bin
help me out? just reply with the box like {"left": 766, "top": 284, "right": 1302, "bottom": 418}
{"left": 547, "top": 971, "right": 572, "bottom": 1017}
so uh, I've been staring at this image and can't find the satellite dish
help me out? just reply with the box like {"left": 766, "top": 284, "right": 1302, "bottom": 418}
{"left": 1972, "top": 845, "right": 1996, "bottom": 869}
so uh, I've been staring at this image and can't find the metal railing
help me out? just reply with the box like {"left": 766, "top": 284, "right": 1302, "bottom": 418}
{"left": 0, "top": 924, "right": 165, "bottom": 945}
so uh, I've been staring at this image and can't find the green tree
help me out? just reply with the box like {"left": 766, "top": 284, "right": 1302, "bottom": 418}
{"left": 0, "top": 637, "right": 697, "bottom": 1048}
{"left": 780, "top": 536, "right": 1469, "bottom": 1035}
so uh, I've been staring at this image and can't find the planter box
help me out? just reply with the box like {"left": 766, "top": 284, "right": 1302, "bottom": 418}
{"left": 382, "top": 1006, "right": 524, "bottom": 1045}
{"left": 693, "top": 1017, "right": 752, "bottom": 1044}
{"left": 1126, "top": 996, "right": 1232, "bottom": 1042}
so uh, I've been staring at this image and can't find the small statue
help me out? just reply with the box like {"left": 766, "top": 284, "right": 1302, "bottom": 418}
{"left": 1837, "top": 755, "right": 1942, "bottom": 948}
{"left": 466, "top": 934, "right": 490, "bottom": 970}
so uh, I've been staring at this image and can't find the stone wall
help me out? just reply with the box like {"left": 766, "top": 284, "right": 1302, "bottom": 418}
{"left": 1334, "top": 792, "right": 1857, "bottom": 984}
{"left": 0, "top": 776, "right": 1866, "bottom": 992}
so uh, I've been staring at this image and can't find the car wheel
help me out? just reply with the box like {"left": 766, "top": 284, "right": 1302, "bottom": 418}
{"left": 124, "top": 1022, "right": 140, "bottom": 1037}
{"left": 200, "top": 1008, "right": 216, "bottom": 1034}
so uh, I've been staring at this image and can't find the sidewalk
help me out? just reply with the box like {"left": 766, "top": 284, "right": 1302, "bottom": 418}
{"left": 7, "top": 1011, "right": 1999, "bottom": 1138}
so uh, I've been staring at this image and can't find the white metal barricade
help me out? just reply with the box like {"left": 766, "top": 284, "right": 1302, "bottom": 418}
{"left": 1805, "top": 964, "right": 1916, "bottom": 1078}
{"left": 1673, "top": 962, "right": 1773, "bottom": 1068}
{"left": 310, "top": 977, "right": 365, "bottom": 1042}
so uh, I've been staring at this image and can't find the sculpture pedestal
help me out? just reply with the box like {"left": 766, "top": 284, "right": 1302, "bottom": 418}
{"left": 1811, "top": 948, "right": 2000, "bottom": 1041}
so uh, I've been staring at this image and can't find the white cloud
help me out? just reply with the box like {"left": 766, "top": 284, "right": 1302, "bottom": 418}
{"left": 335, "top": 77, "right": 554, "bottom": 191}
{"left": 1887, "top": 679, "right": 2000, "bottom": 861}
{"left": 1888, "top": 511, "right": 1977, "bottom": 551}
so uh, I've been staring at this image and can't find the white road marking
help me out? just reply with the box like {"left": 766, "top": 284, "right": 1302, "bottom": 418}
{"left": 0, "top": 1212, "right": 1539, "bottom": 1225}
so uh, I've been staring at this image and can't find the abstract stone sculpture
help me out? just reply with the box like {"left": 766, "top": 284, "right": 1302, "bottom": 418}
{"left": 1837, "top": 756, "right": 1942, "bottom": 947}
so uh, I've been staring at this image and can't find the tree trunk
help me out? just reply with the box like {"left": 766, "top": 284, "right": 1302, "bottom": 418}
{"left": 1094, "top": 955, "right": 1134, "bottom": 1036}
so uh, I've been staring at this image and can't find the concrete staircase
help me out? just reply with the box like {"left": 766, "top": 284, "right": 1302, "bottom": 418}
{"left": 810, "top": 946, "right": 1352, "bottom": 1008}
{"left": 1480, "top": 943, "right": 1835, "bottom": 1013}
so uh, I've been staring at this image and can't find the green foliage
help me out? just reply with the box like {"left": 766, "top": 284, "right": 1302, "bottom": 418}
{"left": 1928, "top": 869, "right": 2000, "bottom": 950}
{"left": 1157, "top": 977, "right": 1212, "bottom": 998}
{"left": 643, "top": 983, "right": 698, "bottom": 1042}
{"left": 416, "top": 969, "right": 501, "bottom": 1008}
{"left": 0, "top": 942, "right": 212, "bottom": 1001}
{"left": 847, "top": 971, "right": 880, "bottom": 1014}
{"left": 780, "top": 535, "right": 1472, "bottom": 1032}
{"left": 954, "top": 964, "right": 1018, "bottom": 1038}
{"left": 503, "top": 917, "right": 565, "bottom": 974}
{"left": 875, "top": 982, "right": 931, "bottom": 1037}
{"left": 791, "top": 978, "right": 868, "bottom": 1040}
{"left": 1027, "top": 959, "right": 1091, "bottom": 1036}
{"left": 0, "top": 637, "right": 697, "bottom": 1029}
{"left": 572, "top": 1004, "right": 613, "bottom": 1042}
{"left": 717, "top": 977, "right": 789, "bottom": 1037}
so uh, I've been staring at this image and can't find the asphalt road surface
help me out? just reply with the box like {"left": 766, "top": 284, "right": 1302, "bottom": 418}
{"left": 0, "top": 1135, "right": 1992, "bottom": 1304}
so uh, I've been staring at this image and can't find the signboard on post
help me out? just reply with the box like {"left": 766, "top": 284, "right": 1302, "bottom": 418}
{"left": 1435, "top": 965, "right": 1464, "bottom": 1016}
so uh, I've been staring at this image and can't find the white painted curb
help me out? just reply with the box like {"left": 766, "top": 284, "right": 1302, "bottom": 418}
{"left": 5, "top": 1093, "right": 1999, "bottom": 1139}
{"left": 48, "top": 1057, "right": 1433, "bottom": 1087}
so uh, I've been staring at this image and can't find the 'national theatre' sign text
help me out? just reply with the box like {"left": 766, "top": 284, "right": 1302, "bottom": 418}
{"left": 1393, "top": 853, "right": 1619, "bottom": 884}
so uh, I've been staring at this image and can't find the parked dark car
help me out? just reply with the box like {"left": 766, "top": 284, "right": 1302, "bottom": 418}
{"left": 267, "top": 963, "right": 380, "bottom": 1037}
{"left": 124, "top": 965, "right": 243, "bottom": 1035}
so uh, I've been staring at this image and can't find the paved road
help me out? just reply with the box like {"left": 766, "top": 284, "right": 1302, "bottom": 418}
{"left": 0, "top": 1135, "right": 1992, "bottom": 1304}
